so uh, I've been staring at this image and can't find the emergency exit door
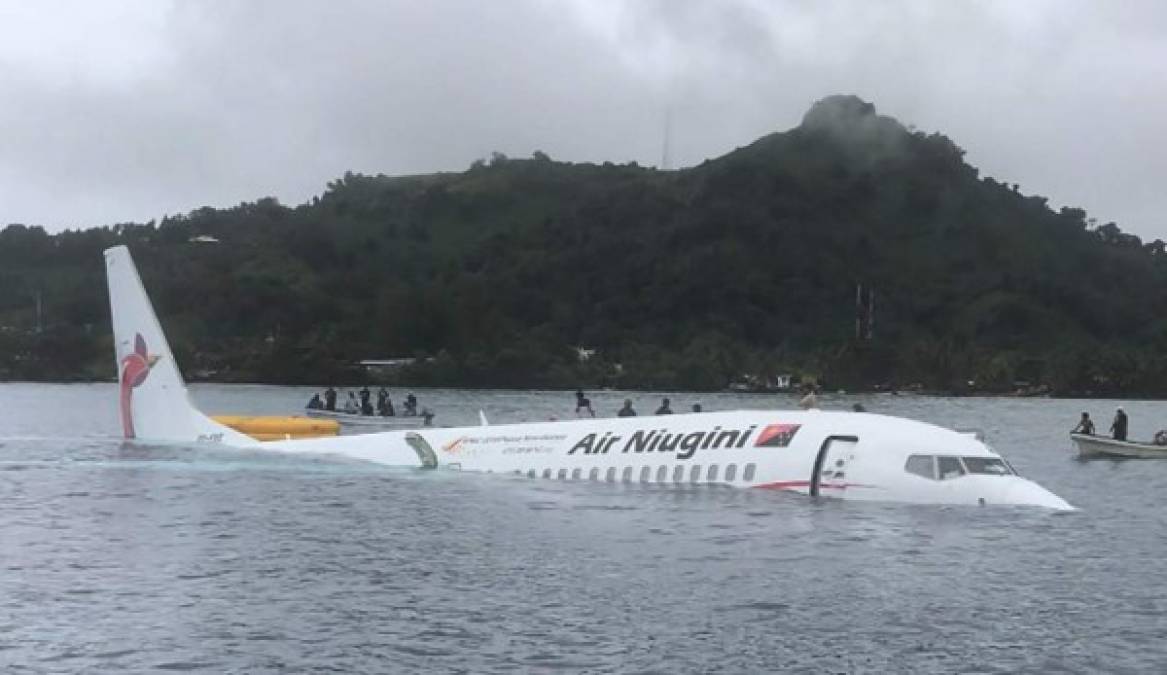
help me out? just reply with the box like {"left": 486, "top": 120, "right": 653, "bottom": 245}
{"left": 405, "top": 432, "right": 438, "bottom": 469}
{"left": 810, "top": 435, "right": 858, "bottom": 496}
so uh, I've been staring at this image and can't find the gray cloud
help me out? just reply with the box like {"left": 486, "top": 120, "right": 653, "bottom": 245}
{"left": 1, "top": 0, "right": 1164, "bottom": 238}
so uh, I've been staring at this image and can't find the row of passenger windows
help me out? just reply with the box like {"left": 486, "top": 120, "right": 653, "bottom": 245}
{"left": 519, "top": 463, "right": 757, "bottom": 484}
{"left": 904, "top": 454, "right": 1015, "bottom": 481}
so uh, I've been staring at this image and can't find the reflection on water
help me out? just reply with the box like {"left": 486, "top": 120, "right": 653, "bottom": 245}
{"left": 1, "top": 383, "right": 1166, "bottom": 671}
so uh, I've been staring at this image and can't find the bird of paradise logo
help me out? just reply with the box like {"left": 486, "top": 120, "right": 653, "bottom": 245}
{"left": 442, "top": 437, "right": 467, "bottom": 454}
{"left": 119, "top": 333, "right": 159, "bottom": 438}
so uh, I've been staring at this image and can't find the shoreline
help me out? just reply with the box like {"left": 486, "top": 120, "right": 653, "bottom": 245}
{"left": 2, "top": 378, "right": 1164, "bottom": 402}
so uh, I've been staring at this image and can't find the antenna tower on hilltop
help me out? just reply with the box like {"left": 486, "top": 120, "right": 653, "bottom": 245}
{"left": 660, "top": 107, "right": 672, "bottom": 171}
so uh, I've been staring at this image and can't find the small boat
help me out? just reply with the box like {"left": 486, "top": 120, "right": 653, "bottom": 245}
{"left": 305, "top": 408, "right": 434, "bottom": 428}
{"left": 1070, "top": 433, "right": 1167, "bottom": 459}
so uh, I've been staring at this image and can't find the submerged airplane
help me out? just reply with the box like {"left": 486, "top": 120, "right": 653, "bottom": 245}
{"left": 105, "top": 245, "right": 1072, "bottom": 510}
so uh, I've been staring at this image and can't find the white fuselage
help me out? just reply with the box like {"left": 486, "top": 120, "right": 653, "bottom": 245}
{"left": 261, "top": 409, "right": 1072, "bottom": 510}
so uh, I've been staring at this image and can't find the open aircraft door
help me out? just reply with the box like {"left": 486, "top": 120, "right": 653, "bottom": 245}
{"left": 405, "top": 432, "right": 439, "bottom": 469}
{"left": 810, "top": 435, "right": 858, "bottom": 496}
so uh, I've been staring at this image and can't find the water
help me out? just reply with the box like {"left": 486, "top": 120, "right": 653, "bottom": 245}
{"left": 2, "top": 383, "right": 1167, "bottom": 673}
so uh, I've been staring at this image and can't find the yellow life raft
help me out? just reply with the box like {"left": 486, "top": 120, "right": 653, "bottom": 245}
{"left": 210, "top": 415, "right": 340, "bottom": 441}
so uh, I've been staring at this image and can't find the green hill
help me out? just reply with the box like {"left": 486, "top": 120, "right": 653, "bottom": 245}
{"left": 3, "top": 95, "right": 1166, "bottom": 394}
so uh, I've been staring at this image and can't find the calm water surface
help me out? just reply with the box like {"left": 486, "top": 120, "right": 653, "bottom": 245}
{"left": 2, "top": 383, "right": 1167, "bottom": 673}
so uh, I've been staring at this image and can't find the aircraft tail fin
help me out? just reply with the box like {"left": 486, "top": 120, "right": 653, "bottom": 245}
{"left": 104, "top": 245, "right": 255, "bottom": 446}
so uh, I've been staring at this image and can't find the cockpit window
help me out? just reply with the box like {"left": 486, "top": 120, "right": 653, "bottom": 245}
{"left": 907, "top": 454, "right": 1016, "bottom": 481}
{"left": 961, "top": 457, "right": 1014, "bottom": 476}
{"left": 905, "top": 455, "right": 936, "bottom": 480}
{"left": 937, "top": 456, "right": 965, "bottom": 480}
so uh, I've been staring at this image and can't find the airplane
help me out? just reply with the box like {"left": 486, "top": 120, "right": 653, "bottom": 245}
{"left": 105, "top": 244, "right": 1073, "bottom": 510}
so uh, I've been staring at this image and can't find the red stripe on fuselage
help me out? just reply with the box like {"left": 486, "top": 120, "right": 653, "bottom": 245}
{"left": 752, "top": 480, "right": 871, "bottom": 491}
{"left": 753, "top": 480, "right": 811, "bottom": 490}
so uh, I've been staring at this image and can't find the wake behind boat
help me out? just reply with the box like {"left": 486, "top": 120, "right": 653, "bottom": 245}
{"left": 305, "top": 407, "right": 433, "bottom": 428}
{"left": 1071, "top": 433, "right": 1167, "bottom": 459}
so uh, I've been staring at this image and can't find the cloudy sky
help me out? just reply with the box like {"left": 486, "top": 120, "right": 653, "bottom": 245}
{"left": 1, "top": 0, "right": 1164, "bottom": 238}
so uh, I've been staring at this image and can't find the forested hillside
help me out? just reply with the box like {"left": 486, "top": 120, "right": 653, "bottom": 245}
{"left": 3, "top": 95, "right": 1166, "bottom": 394}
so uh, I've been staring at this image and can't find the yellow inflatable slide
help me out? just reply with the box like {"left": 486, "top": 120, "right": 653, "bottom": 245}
{"left": 210, "top": 415, "right": 340, "bottom": 441}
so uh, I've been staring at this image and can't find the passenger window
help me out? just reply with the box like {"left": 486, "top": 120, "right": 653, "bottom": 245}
{"left": 905, "top": 455, "right": 936, "bottom": 480}
{"left": 673, "top": 465, "right": 685, "bottom": 483}
{"left": 639, "top": 466, "right": 651, "bottom": 483}
{"left": 557, "top": 468, "right": 568, "bottom": 480}
{"left": 707, "top": 464, "right": 719, "bottom": 482}
{"left": 606, "top": 467, "right": 616, "bottom": 482}
{"left": 743, "top": 463, "right": 756, "bottom": 481}
{"left": 725, "top": 464, "right": 737, "bottom": 482}
{"left": 656, "top": 465, "right": 668, "bottom": 483}
{"left": 622, "top": 466, "right": 633, "bottom": 483}
{"left": 589, "top": 467, "right": 599, "bottom": 481}
{"left": 937, "top": 456, "right": 965, "bottom": 480}
{"left": 571, "top": 468, "right": 581, "bottom": 480}
{"left": 690, "top": 465, "right": 702, "bottom": 483}
{"left": 542, "top": 468, "right": 552, "bottom": 479}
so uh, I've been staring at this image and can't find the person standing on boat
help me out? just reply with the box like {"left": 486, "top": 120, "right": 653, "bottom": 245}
{"left": 324, "top": 387, "right": 337, "bottom": 411}
{"left": 306, "top": 393, "right": 324, "bottom": 410}
{"left": 404, "top": 393, "right": 418, "bottom": 416}
{"left": 1071, "top": 412, "right": 1095, "bottom": 435}
{"left": 344, "top": 391, "right": 359, "bottom": 414}
{"left": 617, "top": 399, "right": 637, "bottom": 417}
{"left": 1110, "top": 407, "right": 1128, "bottom": 441}
{"left": 359, "top": 387, "right": 373, "bottom": 415}
{"left": 575, "top": 391, "right": 595, "bottom": 418}
{"left": 376, "top": 387, "right": 390, "bottom": 415}
{"left": 655, "top": 397, "right": 673, "bottom": 415}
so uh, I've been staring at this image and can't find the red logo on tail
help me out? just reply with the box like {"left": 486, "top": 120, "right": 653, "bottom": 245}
{"left": 119, "top": 333, "right": 158, "bottom": 438}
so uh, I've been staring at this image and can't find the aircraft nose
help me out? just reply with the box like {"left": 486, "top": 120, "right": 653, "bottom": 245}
{"left": 1001, "top": 479, "right": 1075, "bottom": 511}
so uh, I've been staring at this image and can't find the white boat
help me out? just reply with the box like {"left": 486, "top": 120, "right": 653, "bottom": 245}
{"left": 1070, "top": 433, "right": 1167, "bottom": 459}
{"left": 304, "top": 408, "right": 433, "bottom": 428}
{"left": 103, "top": 244, "right": 1073, "bottom": 510}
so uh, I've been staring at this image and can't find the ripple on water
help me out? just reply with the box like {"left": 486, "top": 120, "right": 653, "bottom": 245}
{"left": 93, "top": 648, "right": 138, "bottom": 659}
{"left": 154, "top": 661, "right": 219, "bottom": 671}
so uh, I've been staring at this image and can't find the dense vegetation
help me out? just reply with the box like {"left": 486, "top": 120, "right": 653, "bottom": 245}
{"left": 3, "top": 95, "right": 1167, "bottom": 395}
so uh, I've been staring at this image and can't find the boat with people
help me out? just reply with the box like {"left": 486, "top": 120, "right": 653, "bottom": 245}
{"left": 1070, "top": 433, "right": 1167, "bottom": 459}
{"left": 304, "top": 386, "right": 433, "bottom": 428}
{"left": 103, "top": 244, "right": 1073, "bottom": 510}
{"left": 304, "top": 407, "right": 434, "bottom": 428}
{"left": 1068, "top": 406, "right": 1167, "bottom": 458}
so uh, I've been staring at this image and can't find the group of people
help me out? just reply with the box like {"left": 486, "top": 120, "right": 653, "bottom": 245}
{"left": 572, "top": 388, "right": 863, "bottom": 419}
{"left": 575, "top": 391, "right": 701, "bottom": 418}
{"left": 1072, "top": 408, "right": 1129, "bottom": 441}
{"left": 306, "top": 386, "right": 422, "bottom": 417}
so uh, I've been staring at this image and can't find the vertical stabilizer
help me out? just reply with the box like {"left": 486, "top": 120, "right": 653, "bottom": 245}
{"left": 104, "top": 246, "right": 255, "bottom": 446}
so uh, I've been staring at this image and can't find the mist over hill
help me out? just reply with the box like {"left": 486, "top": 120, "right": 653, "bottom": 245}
{"left": 3, "top": 95, "right": 1166, "bottom": 394}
